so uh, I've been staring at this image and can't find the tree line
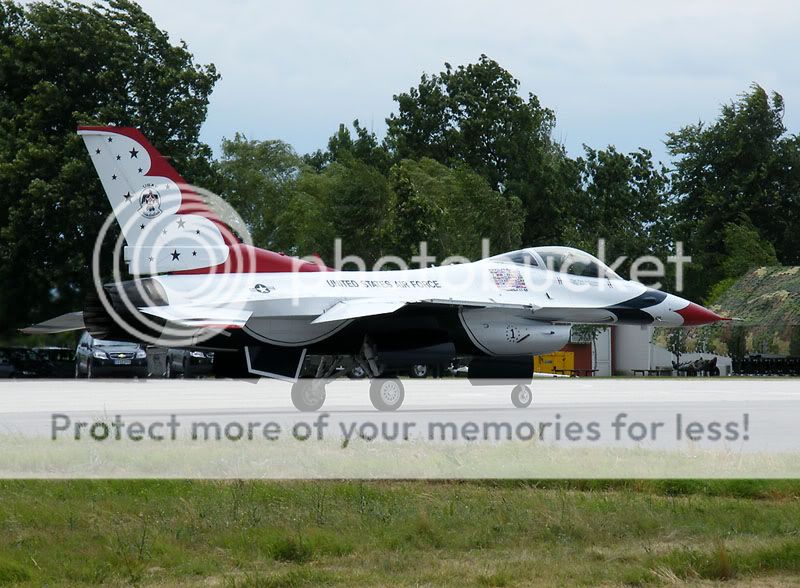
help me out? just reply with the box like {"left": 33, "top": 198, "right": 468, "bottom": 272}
{"left": 1, "top": 0, "right": 798, "bottom": 335}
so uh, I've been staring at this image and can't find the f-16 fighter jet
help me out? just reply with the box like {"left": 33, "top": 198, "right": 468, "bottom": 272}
{"left": 24, "top": 127, "right": 728, "bottom": 411}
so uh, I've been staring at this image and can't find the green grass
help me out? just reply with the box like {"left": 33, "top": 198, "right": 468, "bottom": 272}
{"left": 1, "top": 480, "right": 800, "bottom": 586}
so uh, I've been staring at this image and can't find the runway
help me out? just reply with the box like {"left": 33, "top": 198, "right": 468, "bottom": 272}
{"left": 2, "top": 376, "right": 798, "bottom": 413}
{"left": 1, "top": 378, "right": 799, "bottom": 478}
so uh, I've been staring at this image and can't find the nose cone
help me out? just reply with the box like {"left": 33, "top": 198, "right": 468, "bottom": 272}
{"left": 676, "top": 302, "right": 729, "bottom": 326}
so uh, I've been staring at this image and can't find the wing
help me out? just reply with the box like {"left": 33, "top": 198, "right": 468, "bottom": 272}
{"left": 139, "top": 305, "right": 252, "bottom": 328}
{"left": 311, "top": 297, "right": 539, "bottom": 324}
{"left": 311, "top": 299, "right": 408, "bottom": 324}
{"left": 20, "top": 311, "right": 85, "bottom": 334}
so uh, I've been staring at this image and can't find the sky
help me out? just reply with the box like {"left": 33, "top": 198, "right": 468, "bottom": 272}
{"left": 96, "top": 1, "right": 800, "bottom": 164}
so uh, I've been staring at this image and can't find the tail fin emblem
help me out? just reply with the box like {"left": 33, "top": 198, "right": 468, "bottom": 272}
{"left": 138, "top": 188, "right": 162, "bottom": 219}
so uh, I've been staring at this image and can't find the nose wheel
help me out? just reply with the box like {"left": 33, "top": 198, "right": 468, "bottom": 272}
{"left": 511, "top": 384, "right": 532, "bottom": 408}
{"left": 369, "top": 378, "right": 405, "bottom": 411}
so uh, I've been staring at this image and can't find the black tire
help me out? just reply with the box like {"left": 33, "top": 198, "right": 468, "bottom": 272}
{"left": 369, "top": 378, "right": 405, "bottom": 412}
{"left": 291, "top": 380, "right": 326, "bottom": 412}
{"left": 511, "top": 384, "right": 532, "bottom": 408}
{"left": 409, "top": 364, "right": 428, "bottom": 378}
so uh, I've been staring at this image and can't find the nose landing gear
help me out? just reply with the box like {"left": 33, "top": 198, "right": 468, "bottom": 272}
{"left": 511, "top": 384, "right": 532, "bottom": 408}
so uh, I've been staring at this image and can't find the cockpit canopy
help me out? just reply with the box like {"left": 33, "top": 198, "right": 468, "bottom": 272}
{"left": 491, "top": 246, "right": 622, "bottom": 280}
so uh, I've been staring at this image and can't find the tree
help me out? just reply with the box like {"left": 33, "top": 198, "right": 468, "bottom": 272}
{"left": 276, "top": 160, "right": 393, "bottom": 266}
{"left": 216, "top": 134, "right": 301, "bottom": 248}
{"left": 0, "top": 0, "right": 218, "bottom": 333}
{"left": 666, "top": 84, "right": 800, "bottom": 300}
{"left": 573, "top": 146, "right": 670, "bottom": 277}
{"left": 665, "top": 328, "right": 688, "bottom": 366}
{"left": 325, "top": 160, "right": 393, "bottom": 265}
{"left": 385, "top": 55, "right": 580, "bottom": 245}
{"left": 388, "top": 158, "right": 524, "bottom": 261}
{"left": 304, "top": 120, "right": 391, "bottom": 174}
{"left": 705, "top": 216, "right": 779, "bottom": 305}
{"left": 720, "top": 217, "right": 778, "bottom": 279}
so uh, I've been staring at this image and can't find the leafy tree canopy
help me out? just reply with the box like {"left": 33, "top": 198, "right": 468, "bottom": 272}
{"left": 216, "top": 133, "right": 300, "bottom": 248}
{"left": 388, "top": 158, "right": 523, "bottom": 262}
{"left": 0, "top": 0, "right": 218, "bottom": 332}
{"left": 385, "top": 55, "right": 580, "bottom": 245}
{"left": 667, "top": 84, "right": 800, "bottom": 298}
{"left": 304, "top": 120, "right": 391, "bottom": 175}
{"left": 572, "top": 145, "right": 671, "bottom": 278}
{"left": 721, "top": 216, "right": 779, "bottom": 279}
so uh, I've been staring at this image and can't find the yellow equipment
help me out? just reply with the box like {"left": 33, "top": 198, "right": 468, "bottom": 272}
{"left": 534, "top": 351, "right": 575, "bottom": 374}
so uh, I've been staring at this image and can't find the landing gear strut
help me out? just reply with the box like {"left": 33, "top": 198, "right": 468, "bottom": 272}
{"left": 289, "top": 355, "right": 343, "bottom": 412}
{"left": 511, "top": 384, "right": 532, "bottom": 408}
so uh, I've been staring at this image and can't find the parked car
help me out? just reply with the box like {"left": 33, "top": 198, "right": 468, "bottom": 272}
{"left": 0, "top": 350, "right": 15, "bottom": 378}
{"left": 32, "top": 347, "right": 75, "bottom": 378}
{"left": 165, "top": 349, "right": 215, "bottom": 378}
{"left": 0, "top": 347, "right": 41, "bottom": 378}
{"left": 347, "top": 362, "right": 443, "bottom": 379}
{"left": 74, "top": 333, "right": 148, "bottom": 378}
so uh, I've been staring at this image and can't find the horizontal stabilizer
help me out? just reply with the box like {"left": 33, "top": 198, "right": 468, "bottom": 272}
{"left": 20, "top": 311, "right": 85, "bottom": 334}
{"left": 311, "top": 299, "right": 408, "bottom": 324}
{"left": 139, "top": 305, "right": 252, "bottom": 328}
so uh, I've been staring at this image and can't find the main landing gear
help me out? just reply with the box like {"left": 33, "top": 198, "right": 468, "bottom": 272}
{"left": 369, "top": 378, "right": 405, "bottom": 412}
{"left": 291, "top": 379, "right": 327, "bottom": 412}
{"left": 289, "top": 342, "right": 409, "bottom": 412}
{"left": 288, "top": 349, "right": 407, "bottom": 412}
{"left": 288, "top": 343, "right": 533, "bottom": 412}
{"left": 290, "top": 375, "right": 406, "bottom": 412}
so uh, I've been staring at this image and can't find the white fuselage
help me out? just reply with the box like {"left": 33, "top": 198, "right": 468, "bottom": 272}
{"left": 142, "top": 256, "right": 694, "bottom": 356}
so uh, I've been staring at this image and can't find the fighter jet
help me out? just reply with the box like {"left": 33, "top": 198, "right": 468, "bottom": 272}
{"left": 24, "top": 127, "right": 728, "bottom": 411}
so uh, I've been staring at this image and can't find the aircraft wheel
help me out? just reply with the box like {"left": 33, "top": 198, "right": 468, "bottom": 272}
{"left": 369, "top": 378, "right": 405, "bottom": 412}
{"left": 291, "top": 380, "right": 326, "bottom": 412}
{"left": 511, "top": 384, "right": 532, "bottom": 408}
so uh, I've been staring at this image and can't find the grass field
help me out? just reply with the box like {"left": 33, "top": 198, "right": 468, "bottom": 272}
{"left": 1, "top": 480, "right": 800, "bottom": 586}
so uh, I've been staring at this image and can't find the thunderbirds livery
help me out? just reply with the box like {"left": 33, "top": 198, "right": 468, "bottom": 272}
{"left": 24, "top": 127, "right": 728, "bottom": 411}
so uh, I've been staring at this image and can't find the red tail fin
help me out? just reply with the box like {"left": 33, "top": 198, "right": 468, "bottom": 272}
{"left": 79, "top": 126, "right": 327, "bottom": 274}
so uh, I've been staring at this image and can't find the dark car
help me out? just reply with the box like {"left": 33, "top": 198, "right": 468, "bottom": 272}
{"left": 0, "top": 347, "right": 42, "bottom": 378}
{"left": 347, "top": 362, "right": 436, "bottom": 379}
{"left": 165, "top": 349, "right": 215, "bottom": 378}
{"left": 0, "top": 350, "right": 15, "bottom": 378}
{"left": 74, "top": 332, "right": 149, "bottom": 378}
{"left": 32, "top": 347, "right": 75, "bottom": 378}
